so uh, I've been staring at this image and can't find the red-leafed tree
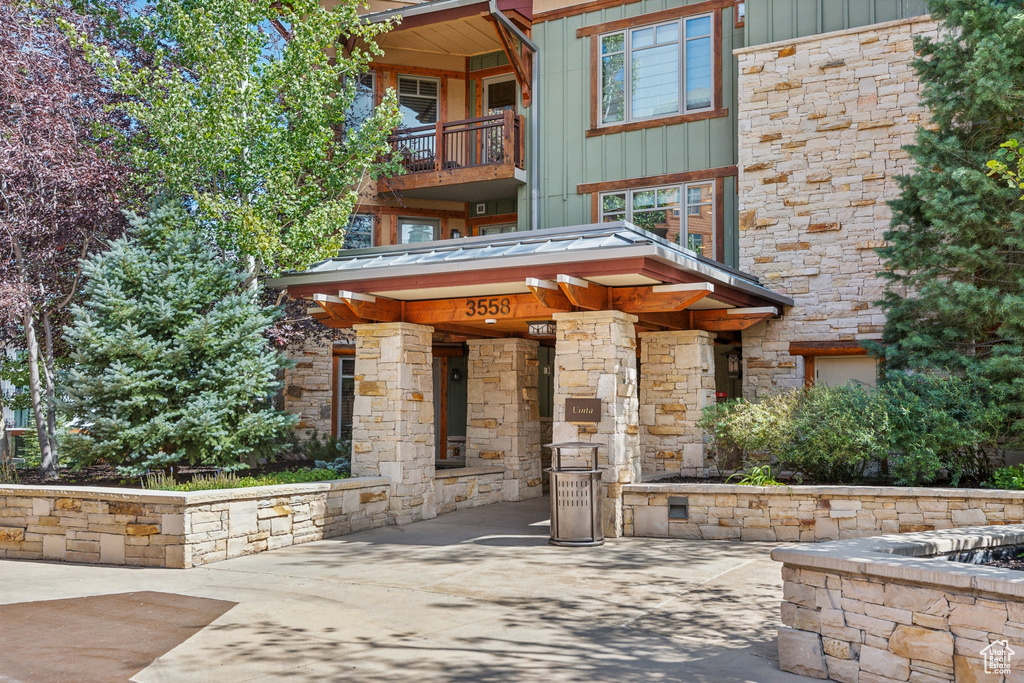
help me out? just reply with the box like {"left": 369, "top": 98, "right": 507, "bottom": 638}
{"left": 0, "top": 0, "right": 134, "bottom": 478}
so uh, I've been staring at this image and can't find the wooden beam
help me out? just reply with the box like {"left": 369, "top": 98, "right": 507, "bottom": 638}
{"left": 338, "top": 290, "right": 401, "bottom": 323}
{"left": 404, "top": 293, "right": 564, "bottom": 326}
{"left": 525, "top": 278, "right": 573, "bottom": 311}
{"left": 432, "top": 323, "right": 510, "bottom": 338}
{"left": 556, "top": 274, "right": 608, "bottom": 310}
{"left": 693, "top": 307, "right": 778, "bottom": 332}
{"left": 312, "top": 294, "right": 363, "bottom": 326}
{"left": 612, "top": 282, "right": 714, "bottom": 313}
{"left": 789, "top": 341, "right": 869, "bottom": 357}
{"left": 631, "top": 311, "right": 690, "bottom": 330}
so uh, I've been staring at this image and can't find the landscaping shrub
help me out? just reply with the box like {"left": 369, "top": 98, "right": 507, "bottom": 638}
{"left": 987, "top": 465, "right": 1024, "bottom": 491}
{"left": 698, "top": 371, "right": 1013, "bottom": 487}
{"left": 145, "top": 467, "right": 344, "bottom": 491}
{"left": 883, "top": 372, "right": 1010, "bottom": 486}
{"left": 697, "top": 392, "right": 798, "bottom": 471}
{"left": 777, "top": 384, "right": 890, "bottom": 484}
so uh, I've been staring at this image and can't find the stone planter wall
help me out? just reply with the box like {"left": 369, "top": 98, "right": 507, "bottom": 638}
{"left": 773, "top": 525, "right": 1024, "bottom": 681}
{"left": 622, "top": 483, "right": 1024, "bottom": 542}
{"left": 0, "top": 477, "right": 389, "bottom": 569}
{"left": 435, "top": 466, "right": 505, "bottom": 515}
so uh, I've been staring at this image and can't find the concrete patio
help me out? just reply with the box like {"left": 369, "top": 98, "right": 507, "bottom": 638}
{"left": 0, "top": 496, "right": 815, "bottom": 682}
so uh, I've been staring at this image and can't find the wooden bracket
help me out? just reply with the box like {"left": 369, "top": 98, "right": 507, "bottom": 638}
{"left": 556, "top": 274, "right": 608, "bottom": 310}
{"left": 337, "top": 290, "right": 402, "bottom": 323}
{"left": 525, "top": 278, "right": 573, "bottom": 311}
{"left": 692, "top": 306, "right": 778, "bottom": 332}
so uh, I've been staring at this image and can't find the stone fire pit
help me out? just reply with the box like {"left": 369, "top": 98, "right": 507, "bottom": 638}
{"left": 773, "top": 524, "right": 1024, "bottom": 681}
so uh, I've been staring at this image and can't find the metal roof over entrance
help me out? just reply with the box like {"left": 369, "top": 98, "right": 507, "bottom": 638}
{"left": 269, "top": 222, "right": 793, "bottom": 339}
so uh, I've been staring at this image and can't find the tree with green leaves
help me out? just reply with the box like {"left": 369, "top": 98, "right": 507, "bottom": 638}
{"left": 877, "top": 0, "right": 1024, "bottom": 432}
{"left": 62, "top": 202, "right": 295, "bottom": 474}
{"left": 70, "top": 0, "right": 402, "bottom": 277}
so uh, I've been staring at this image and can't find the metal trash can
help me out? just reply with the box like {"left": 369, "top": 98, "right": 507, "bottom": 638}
{"left": 545, "top": 441, "right": 604, "bottom": 547}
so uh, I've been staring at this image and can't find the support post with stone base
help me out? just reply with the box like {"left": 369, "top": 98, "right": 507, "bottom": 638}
{"left": 639, "top": 330, "right": 717, "bottom": 478}
{"left": 465, "top": 338, "right": 543, "bottom": 501}
{"left": 351, "top": 322, "right": 436, "bottom": 525}
{"left": 551, "top": 310, "right": 640, "bottom": 537}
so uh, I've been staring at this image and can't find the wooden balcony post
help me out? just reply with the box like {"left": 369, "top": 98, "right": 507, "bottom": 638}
{"left": 502, "top": 109, "right": 514, "bottom": 165}
{"left": 517, "top": 115, "right": 525, "bottom": 169}
{"left": 435, "top": 121, "right": 444, "bottom": 172}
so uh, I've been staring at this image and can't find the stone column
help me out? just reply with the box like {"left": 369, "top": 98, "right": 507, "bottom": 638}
{"left": 639, "top": 330, "right": 717, "bottom": 478}
{"left": 351, "top": 322, "right": 435, "bottom": 525}
{"left": 552, "top": 310, "right": 640, "bottom": 537}
{"left": 465, "top": 338, "right": 543, "bottom": 502}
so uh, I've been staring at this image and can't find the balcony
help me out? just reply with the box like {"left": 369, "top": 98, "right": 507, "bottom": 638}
{"left": 382, "top": 110, "right": 526, "bottom": 202}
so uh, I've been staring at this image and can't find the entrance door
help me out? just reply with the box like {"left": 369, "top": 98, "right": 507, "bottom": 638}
{"left": 482, "top": 77, "right": 516, "bottom": 163}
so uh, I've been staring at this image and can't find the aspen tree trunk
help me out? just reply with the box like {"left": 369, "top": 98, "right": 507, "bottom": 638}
{"left": 41, "top": 310, "right": 59, "bottom": 472}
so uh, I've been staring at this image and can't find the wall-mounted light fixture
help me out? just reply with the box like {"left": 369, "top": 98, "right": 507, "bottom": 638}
{"left": 527, "top": 321, "right": 557, "bottom": 337}
{"left": 726, "top": 350, "right": 743, "bottom": 379}
{"left": 451, "top": 367, "right": 462, "bottom": 382}
{"left": 451, "top": 229, "right": 462, "bottom": 239}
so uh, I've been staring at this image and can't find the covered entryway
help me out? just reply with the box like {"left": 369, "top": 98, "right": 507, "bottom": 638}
{"left": 270, "top": 223, "right": 792, "bottom": 536}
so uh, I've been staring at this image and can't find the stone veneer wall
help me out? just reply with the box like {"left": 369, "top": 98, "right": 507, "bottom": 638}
{"left": 352, "top": 323, "right": 436, "bottom": 525}
{"left": 638, "top": 330, "right": 716, "bottom": 478}
{"left": 552, "top": 310, "right": 640, "bottom": 537}
{"left": 735, "top": 16, "right": 937, "bottom": 397}
{"left": 773, "top": 526, "right": 1024, "bottom": 681}
{"left": 283, "top": 337, "right": 343, "bottom": 438}
{"left": 0, "top": 478, "right": 389, "bottom": 568}
{"left": 621, "top": 483, "right": 1023, "bottom": 541}
{"left": 465, "top": 338, "right": 543, "bottom": 501}
{"left": 435, "top": 466, "right": 504, "bottom": 515}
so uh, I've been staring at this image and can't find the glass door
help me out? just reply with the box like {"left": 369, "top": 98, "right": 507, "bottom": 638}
{"left": 482, "top": 77, "right": 516, "bottom": 163}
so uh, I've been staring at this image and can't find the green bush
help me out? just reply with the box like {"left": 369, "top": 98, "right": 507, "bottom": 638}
{"left": 987, "top": 465, "right": 1024, "bottom": 491}
{"left": 145, "top": 467, "right": 344, "bottom": 491}
{"left": 777, "top": 384, "right": 890, "bottom": 484}
{"left": 697, "top": 392, "right": 798, "bottom": 471}
{"left": 698, "top": 371, "right": 1012, "bottom": 487}
{"left": 883, "top": 372, "right": 1009, "bottom": 486}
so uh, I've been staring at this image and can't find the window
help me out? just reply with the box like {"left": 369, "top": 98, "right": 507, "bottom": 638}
{"left": 333, "top": 355, "right": 354, "bottom": 440}
{"left": 345, "top": 73, "right": 375, "bottom": 130}
{"left": 599, "top": 13, "right": 713, "bottom": 126}
{"left": 600, "top": 181, "right": 715, "bottom": 259}
{"left": 815, "top": 356, "right": 879, "bottom": 388}
{"left": 397, "top": 76, "right": 439, "bottom": 128}
{"left": 343, "top": 214, "right": 374, "bottom": 251}
{"left": 399, "top": 217, "right": 440, "bottom": 244}
{"left": 479, "top": 224, "right": 518, "bottom": 236}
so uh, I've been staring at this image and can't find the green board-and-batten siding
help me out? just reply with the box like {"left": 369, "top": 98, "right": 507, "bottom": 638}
{"left": 532, "top": 0, "right": 743, "bottom": 266}
{"left": 744, "top": 0, "right": 929, "bottom": 46}
{"left": 529, "top": 0, "right": 930, "bottom": 268}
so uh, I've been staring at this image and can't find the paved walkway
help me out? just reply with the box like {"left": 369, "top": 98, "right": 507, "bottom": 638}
{"left": 0, "top": 497, "right": 815, "bottom": 682}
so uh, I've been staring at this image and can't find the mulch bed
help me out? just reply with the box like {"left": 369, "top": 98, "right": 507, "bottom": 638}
{"left": 12, "top": 458, "right": 320, "bottom": 489}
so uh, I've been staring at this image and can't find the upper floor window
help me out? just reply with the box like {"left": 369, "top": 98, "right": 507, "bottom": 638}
{"left": 345, "top": 73, "right": 375, "bottom": 131}
{"left": 397, "top": 76, "right": 439, "bottom": 128}
{"left": 343, "top": 214, "right": 375, "bottom": 250}
{"left": 600, "top": 181, "right": 714, "bottom": 259}
{"left": 599, "top": 13, "right": 713, "bottom": 126}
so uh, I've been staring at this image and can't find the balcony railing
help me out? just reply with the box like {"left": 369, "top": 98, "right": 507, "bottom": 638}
{"left": 390, "top": 111, "right": 524, "bottom": 176}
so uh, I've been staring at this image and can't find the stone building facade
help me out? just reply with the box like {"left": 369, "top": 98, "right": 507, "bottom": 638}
{"left": 735, "top": 16, "right": 937, "bottom": 397}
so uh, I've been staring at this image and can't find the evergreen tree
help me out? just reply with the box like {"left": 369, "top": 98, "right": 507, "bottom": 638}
{"left": 63, "top": 202, "right": 295, "bottom": 473}
{"left": 877, "top": 0, "right": 1024, "bottom": 430}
